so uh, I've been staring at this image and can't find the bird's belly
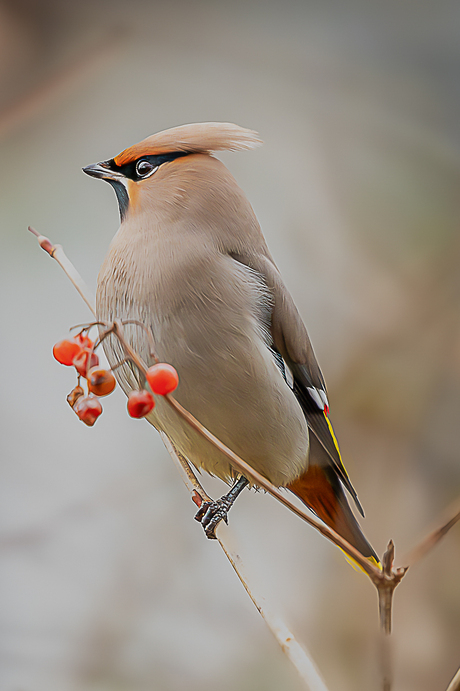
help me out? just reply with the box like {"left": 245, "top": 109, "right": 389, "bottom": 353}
{"left": 97, "top": 253, "right": 309, "bottom": 486}
{"left": 152, "top": 326, "right": 309, "bottom": 486}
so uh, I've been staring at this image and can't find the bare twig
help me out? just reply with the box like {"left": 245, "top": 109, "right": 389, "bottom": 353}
{"left": 0, "top": 31, "right": 125, "bottom": 138}
{"left": 28, "top": 227, "right": 96, "bottom": 315}
{"left": 160, "top": 432, "right": 211, "bottom": 507}
{"left": 167, "top": 393, "right": 381, "bottom": 574}
{"left": 163, "top": 434, "right": 330, "bottom": 691}
{"left": 219, "top": 522, "right": 330, "bottom": 691}
{"left": 377, "top": 541, "right": 407, "bottom": 691}
{"left": 446, "top": 666, "right": 460, "bottom": 691}
{"left": 379, "top": 543, "right": 394, "bottom": 691}
{"left": 402, "top": 502, "right": 460, "bottom": 567}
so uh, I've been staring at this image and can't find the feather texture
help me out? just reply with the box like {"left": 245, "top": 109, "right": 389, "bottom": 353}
{"left": 114, "top": 122, "right": 263, "bottom": 166}
{"left": 89, "top": 125, "right": 378, "bottom": 561}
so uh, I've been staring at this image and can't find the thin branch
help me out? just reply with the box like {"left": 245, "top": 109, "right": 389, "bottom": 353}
{"left": 29, "top": 227, "right": 96, "bottom": 315}
{"left": 402, "top": 502, "right": 460, "bottom": 567}
{"left": 219, "top": 523, "right": 330, "bottom": 691}
{"left": 0, "top": 31, "right": 125, "bottom": 139}
{"left": 163, "top": 434, "right": 331, "bottom": 691}
{"left": 379, "top": 630, "right": 392, "bottom": 691}
{"left": 160, "top": 432, "right": 211, "bottom": 507}
{"left": 166, "top": 394, "right": 382, "bottom": 576}
{"left": 378, "top": 542, "right": 396, "bottom": 691}
{"left": 379, "top": 541, "right": 396, "bottom": 634}
{"left": 447, "top": 666, "right": 460, "bottom": 691}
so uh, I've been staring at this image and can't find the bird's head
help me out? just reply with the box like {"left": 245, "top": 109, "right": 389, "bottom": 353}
{"left": 83, "top": 122, "right": 262, "bottom": 222}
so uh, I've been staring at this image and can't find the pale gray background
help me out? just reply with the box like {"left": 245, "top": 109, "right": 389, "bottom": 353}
{"left": 1, "top": 1, "right": 460, "bottom": 690}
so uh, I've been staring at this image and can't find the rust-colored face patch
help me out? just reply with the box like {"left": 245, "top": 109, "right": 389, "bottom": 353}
{"left": 113, "top": 142, "right": 183, "bottom": 166}
{"left": 114, "top": 143, "right": 164, "bottom": 167}
{"left": 126, "top": 179, "right": 139, "bottom": 211}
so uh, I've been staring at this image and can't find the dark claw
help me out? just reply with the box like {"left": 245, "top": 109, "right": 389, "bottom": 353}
{"left": 194, "top": 502, "right": 211, "bottom": 523}
{"left": 193, "top": 476, "right": 249, "bottom": 540}
{"left": 194, "top": 497, "right": 231, "bottom": 539}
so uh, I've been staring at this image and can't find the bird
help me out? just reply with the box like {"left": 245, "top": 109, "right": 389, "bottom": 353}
{"left": 83, "top": 122, "right": 379, "bottom": 564}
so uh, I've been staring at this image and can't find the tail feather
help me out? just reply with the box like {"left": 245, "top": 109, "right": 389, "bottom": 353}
{"left": 288, "top": 441, "right": 379, "bottom": 563}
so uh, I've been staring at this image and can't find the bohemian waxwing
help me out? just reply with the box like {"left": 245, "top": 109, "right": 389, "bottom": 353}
{"left": 84, "top": 122, "right": 378, "bottom": 562}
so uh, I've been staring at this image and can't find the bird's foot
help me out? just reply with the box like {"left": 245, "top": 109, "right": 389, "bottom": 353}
{"left": 194, "top": 497, "right": 232, "bottom": 539}
{"left": 194, "top": 476, "right": 249, "bottom": 540}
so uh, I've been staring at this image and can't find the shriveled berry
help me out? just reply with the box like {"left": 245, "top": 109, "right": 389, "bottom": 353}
{"left": 73, "top": 350, "right": 99, "bottom": 378}
{"left": 127, "top": 390, "right": 155, "bottom": 418}
{"left": 53, "top": 339, "right": 83, "bottom": 366}
{"left": 88, "top": 368, "right": 116, "bottom": 396}
{"left": 66, "top": 385, "right": 85, "bottom": 408}
{"left": 74, "top": 396, "right": 102, "bottom": 426}
{"left": 146, "top": 363, "right": 179, "bottom": 395}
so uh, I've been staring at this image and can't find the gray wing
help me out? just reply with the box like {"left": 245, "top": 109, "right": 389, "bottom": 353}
{"left": 228, "top": 249, "right": 364, "bottom": 516}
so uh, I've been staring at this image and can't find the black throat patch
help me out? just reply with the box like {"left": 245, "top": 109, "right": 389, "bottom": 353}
{"left": 108, "top": 180, "right": 130, "bottom": 222}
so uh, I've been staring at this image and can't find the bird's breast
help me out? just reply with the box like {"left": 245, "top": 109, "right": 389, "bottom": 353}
{"left": 96, "top": 231, "right": 309, "bottom": 486}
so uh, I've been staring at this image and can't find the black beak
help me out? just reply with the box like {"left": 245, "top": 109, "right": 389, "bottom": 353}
{"left": 83, "top": 161, "right": 123, "bottom": 181}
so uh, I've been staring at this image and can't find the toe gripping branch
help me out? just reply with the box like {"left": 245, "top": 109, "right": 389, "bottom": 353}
{"left": 194, "top": 476, "right": 249, "bottom": 539}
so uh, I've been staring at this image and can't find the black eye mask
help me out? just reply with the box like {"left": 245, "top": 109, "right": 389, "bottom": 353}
{"left": 108, "top": 151, "right": 189, "bottom": 181}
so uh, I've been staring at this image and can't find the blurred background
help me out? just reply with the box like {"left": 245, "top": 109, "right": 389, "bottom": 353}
{"left": 1, "top": 1, "right": 460, "bottom": 690}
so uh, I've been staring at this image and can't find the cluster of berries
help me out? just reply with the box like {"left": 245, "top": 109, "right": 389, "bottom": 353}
{"left": 53, "top": 332, "right": 179, "bottom": 426}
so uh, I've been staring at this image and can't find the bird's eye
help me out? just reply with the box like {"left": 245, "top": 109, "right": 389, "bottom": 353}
{"left": 135, "top": 159, "right": 157, "bottom": 178}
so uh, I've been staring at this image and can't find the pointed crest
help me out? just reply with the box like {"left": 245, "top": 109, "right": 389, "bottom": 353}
{"left": 113, "top": 122, "right": 263, "bottom": 166}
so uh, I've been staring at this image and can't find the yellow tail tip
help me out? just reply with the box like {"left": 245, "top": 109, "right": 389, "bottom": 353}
{"left": 341, "top": 550, "right": 382, "bottom": 573}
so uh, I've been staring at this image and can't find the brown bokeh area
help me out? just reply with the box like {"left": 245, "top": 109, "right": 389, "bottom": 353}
{"left": 1, "top": 1, "right": 460, "bottom": 690}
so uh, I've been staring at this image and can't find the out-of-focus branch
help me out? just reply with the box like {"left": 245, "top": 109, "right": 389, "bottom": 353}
{"left": 446, "top": 666, "right": 460, "bottom": 691}
{"left": 0, "top": 31, "right": 125, "bottom": 139}
{"left": 402, "top": 501, "right": 460, "bottom": 567}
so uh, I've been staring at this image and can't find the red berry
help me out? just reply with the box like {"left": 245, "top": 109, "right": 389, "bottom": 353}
{"left": 74, "top": 396, "right": 102, "bottom": 426}
{"left": 88, "top": 368, "right": 116, "bottom": 396}
{"left": 53, "top": 339, "right": 83, "bottom": 366}
{"left": 127, "top": 390, "right": 155, "bottom": 418}
{"left": 73, "top": 350, "right": 99, "bottom": 378}
{"left": 146, "top": 363, "right": 179, "bottom": 395}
